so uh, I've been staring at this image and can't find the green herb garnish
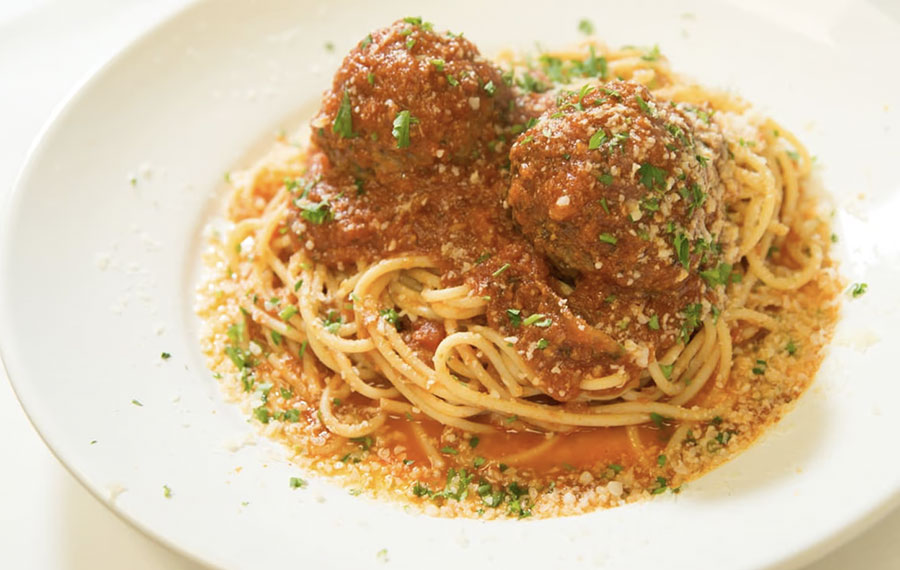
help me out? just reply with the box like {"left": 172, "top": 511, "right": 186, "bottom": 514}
{"left": 392, "top": 110, "right": 416, "bottom": 149}
{"left": 589, "top": 129, "right": 607, "bottom": 149}
{"left": 332, "top": 91, "right": 354, "bottom": 138}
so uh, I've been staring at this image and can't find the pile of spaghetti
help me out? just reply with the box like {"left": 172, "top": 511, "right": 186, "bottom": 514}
{"left": 198, "top": 19, "right": 838, "bottom": 517}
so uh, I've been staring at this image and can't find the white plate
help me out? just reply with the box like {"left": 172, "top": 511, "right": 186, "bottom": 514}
{"left": 2, "top": 1, "right": 900, "bottom": 568}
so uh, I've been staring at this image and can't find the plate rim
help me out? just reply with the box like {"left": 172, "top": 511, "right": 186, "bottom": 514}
{"left": 0, "top": 0, "right": 222, "bottom": 567}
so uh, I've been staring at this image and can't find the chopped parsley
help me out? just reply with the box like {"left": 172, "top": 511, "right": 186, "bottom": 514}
{"left": 475, "top": 252, "right": 492, "bottom": 264}
{"left": 601, "top": 86, "right": 622, "bottom": 99}
{"left": 270, "top": 331, "right": 282, "bottom": 346}
{"left": 786, "top": 339, "right": 798, "bottom": 356}
{"left": 588, "top": 129, "right": 608, "bottom": 149}
{"left": 492, "top": 263, "right": 511, "bottom": 277}
{"left": 599, "top": 232, "right": 618, "bottom": 245}
{"left": 278, "top": 305, "right": 298, "bottom": 321}
{"left": 700, "top": 263, "right": 739, "bottom": 287}
{"left": 253, "top": 406, "right": 270, "bottom": 424}
{"left": 446, "top": 74, "right": 459, "bottom": 86}
{"left": 673, "top": 232, "right": 690, "bottom": 269}
{"left": 506, "top": 308, "right": 523, "bottom": 327}
{"left": 322, "top": 310, "right": 342, "bottom": 334}
{"left": 517, "top": 72, "right": 549, "bottom": 93}
{"left": 599, "top": 197, "right": 611, "bottom": 214}
{"left": 402, "top": 16, "right": 424, "bottom": 25}
{"left": 469, "top": 436, "right": 480, "bottom": 449}
{"left": 608, "top": 463, "right": 623, "bottom": 473}
{"left": 635, "top": 94, "right": 655, "bottom": 116}
{"left": 850, "top": 282, "right": 868, "bottom": 298}
{"left": 650, "top": 476, "right": 668, "bottom": 494}
{"left": 289, "top": 476, "right": 308, "bottom": 489}
{"left": 299, "top": 200, "right": 333, "bottom": 225}
{"left": 483, "top": 80, "right": 496, "bottom": 96}
{"left": 440, "top": 446, "right": 458, "bottom": 455}
{"left": 351, "top": 436, "right": 373, "bottom": 451}
{"left": 392, "top": 110, "right": 417, "bottom": 149}
{"left": 641, "top": 45, "right": 661, "bottom": 61}
{"left": 536, "top": 338, "right": 549, "bottom": 350}
{"left": 286, "top": 176, "right": 314, "bottom": 196}
{"left": 611, "top": 132, "right": 630, "bottom": 149}
{"left": 131, "top": 399, "right": 143, "bottom": 407}
{"left": 752, "top": 359, "right": 767, "bottom": 375}
{"left": 473, "top": 456, "right": 486, "bottom": 467}
{"left": 430, "top": 58, "right": 445, "bottom": 71}
{"left": 657, "top": 454, "right": 667, "bottom": 467}
{"left": 649, "top": 412, "right": 667, "bottom": 428}
{"left": 379, "top": 307, "right": 401, "bottom": 330}
{"left": 648, "top": 314, "right": 660, "bottom": 330}
{"left": 280, "top": 408, "right": 300, "bottom": 422}
{"left": 597, "top": 173, "right": 613, "bottom": 186}
{"left": 679, "top": 303, "right": 702, "bottom": 343}
{"left": 577, "top": 45, "right": 608, "bottom": 79}
{"left": 666, "top": 123, "right": 690, "bottom": 147}
{"left": 659, "top": 363, "right": 674, "bottom": 379}
{"left": 638, "top": 163, "right": 667, "bottom": 190}
{"left": 641, "top": 196, "right": 660, "bottom": 212}
{"left": 163, "top": 485, "right": 172, "bottom": 498}
{"left": 522, "top": 313, "right": 551, "bottom": 327}
{"left": 678, "top": 183, "right": 707, "bottom": 214}
{"left": 332, "top": 91, "right": 354, "bottom": 138}
{"left": 160, "top": 352, "right": 171, "bottom": 360}
{"left": 577, "top": 18, "right": 595, "bottom": 35}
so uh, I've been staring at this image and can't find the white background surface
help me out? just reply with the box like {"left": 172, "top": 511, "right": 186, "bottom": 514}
{"left": 1, "top": 1, "right": 898, "bottom": 568}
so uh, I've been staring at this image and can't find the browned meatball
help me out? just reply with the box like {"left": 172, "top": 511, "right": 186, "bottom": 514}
{"left": 310, "top": 18, "right": 512, "bottom": 181}
{"left": 507, "top": 80, "right": 726, "bottom": 293}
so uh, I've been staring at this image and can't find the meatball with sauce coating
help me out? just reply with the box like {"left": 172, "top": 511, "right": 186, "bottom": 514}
{"left": 508, "top": 80, "right": 738, "bottom": 355}
{"left": 311, "top": 18, "right": 513, "bottom": 183}
{"left": 507, "top": 80, "right": 727, "bottom": 293}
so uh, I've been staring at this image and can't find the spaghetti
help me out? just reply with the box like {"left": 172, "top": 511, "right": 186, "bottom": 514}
{"left": 197, "top": 20, "right": 840, "bottom": 518}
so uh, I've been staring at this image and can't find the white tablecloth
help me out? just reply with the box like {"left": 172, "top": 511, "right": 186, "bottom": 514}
{"left": 1, "top": 1, "right": 898, "bottom": 568}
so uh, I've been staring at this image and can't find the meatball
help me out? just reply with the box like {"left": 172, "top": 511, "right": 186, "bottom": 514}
{"left": 507, "top": 80, "right": 727, "bottom": 293}
{"left": 310, "top": 18, "right": 512, "bottom": 181}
